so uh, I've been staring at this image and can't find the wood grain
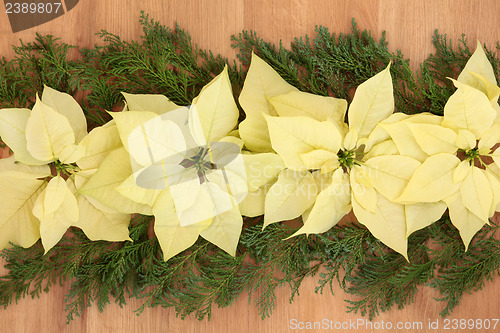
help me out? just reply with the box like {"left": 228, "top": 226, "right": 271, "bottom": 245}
{"left": 1, "top": 1, "right": 499, "bottom": 332}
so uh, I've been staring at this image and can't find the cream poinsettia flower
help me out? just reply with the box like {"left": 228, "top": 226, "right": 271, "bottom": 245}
{"left": 127, "top": 102, "right": 247, "bottom": 223}
{"left": 237, "top": 53, "right": 346, "bottom": 219}
{"left": 0, "top": 86, "right": 130, "bottom": 252}
{"left": 79, "top": 94, "right": 179, "bottom": 216}
{"left": 250, "top": 59, "right": 446, "bottom": 259}
{"left": 82, "top": 67, "right": 248, "bottom": 261}
{"left": 394, "top": 41, "right": 500, "bottom": 249}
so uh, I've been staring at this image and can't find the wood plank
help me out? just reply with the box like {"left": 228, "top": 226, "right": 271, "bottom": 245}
{"left": 0, "top": 0, "right": 244, "bottom": 60}
{"left": 0, "top": 0, "right": 499, "bottom": 332}
{"left": 377, "top": 0, "right": 500, "bottom": 69}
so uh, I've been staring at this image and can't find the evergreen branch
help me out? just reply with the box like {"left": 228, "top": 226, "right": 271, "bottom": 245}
{"left": 135, "top": 219, "right": 320, "bottom": 321}
{"left": 344, "top": 218, "right": 500, "bottom": 320}
{"left": 73, "top": 11, "right": 244, "bottom": 128}
{"left": 0, "top": 242, "right": 57, "bottom": 307}
{"left": 231, "top": 30, "right": 303, "bottom": 90}
{"left": 314, "top": 222, "right": 377, "bottom": 295}
{"left": 345, "top": 228, "right": 433, "bottom": 320}
{"left": 231, "top": 20, "right": 425, "bottom": 115}
{"left": 63, "top": 216, "right": 152, "bottom": 323}
{"left": 134, "top": 240, "right": 213, "bottom": 318}
{"left": 0, "top": 34, "right": 76, "bottom": 109}
{"left": 164, "top": 251, "right": 246, "bottom": 320}
{"left": 239, "top": 221, "right": 322, "bottom": 319}
{"left": 419, "top": 31, "right": 500, "bottom": 115}
{"left": 429, "top": 221, "right": 500, "bottom": 317}
{"left": 0, "top": 216, "right": 152, "bottom": 323}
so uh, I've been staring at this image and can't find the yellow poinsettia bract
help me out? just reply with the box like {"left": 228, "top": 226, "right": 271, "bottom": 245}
{"left": 255, "top": 62, "right": 449, "bottom": 259}
{"left": 86, "top": 66, "right": 247, "bottom": 261}
{"left": 0, "top": 86, "right": 130, "bottom": 252}
{"left": 392, "top": 41, "right": 500, "bottom": 249}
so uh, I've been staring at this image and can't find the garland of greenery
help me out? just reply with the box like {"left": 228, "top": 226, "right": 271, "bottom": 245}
{"left": 0, "top": 12, "right": 499, "bottom": 323}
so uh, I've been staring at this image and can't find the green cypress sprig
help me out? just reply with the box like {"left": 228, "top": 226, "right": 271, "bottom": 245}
{"left": 231, "top": 20, "right": 424, "bottom": 115}
{"left": 239, "top": 221, "right": 322, "bottom": 319}
{"left": 429, "top": 220, "right": 500, "bottom": 317}
{"left": 418, "top": 32, "right": 500, "bottom": 115}
{"left": 0, "top": 34, "right": 75, "bottom": 110}
{"left": 63, "top": 215, "right": 153, "bottom": 323}
{"left": 344, "top": 226, "right": 434, "bottom": 319}
{"left": 0, "top": 216, "right": 152, "bottom": 323}
{"left": 343, "top": 218, "right": 500, "bottom": 320}
{"left": 72, "top": 11, "right": 243, "bottom": 128}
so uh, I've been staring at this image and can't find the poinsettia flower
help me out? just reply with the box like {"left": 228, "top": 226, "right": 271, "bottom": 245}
{"left": 237, "top": 53, "right": 346, "bottom": 218}
{"left": 129, "top": 105, "right": 247, "bottom": 227}
{"left": 254, "top": 60, "right": 445, "bottom": 259}
{"left": 0, "top": 86, "right": 130, "bottom": 252}
{"left": 0, "top": 157, "right": 51, "bottom": 249}
{"left": 79, "top": 94, "right": 179, "bottom": 216}
{"left": 238, "top": 152, "right": 286, "bottom": 217}
{"left": 84, "top": 66, "right": 248, "bottom": 261}
{"left": 238, "top": 53, "right": 299, "bottom": 153}
{"left": 395, "top": 42, "right": 500, "bottom": 249}
{"left": 456, "top": 41, "right": 500, "bottom": 122}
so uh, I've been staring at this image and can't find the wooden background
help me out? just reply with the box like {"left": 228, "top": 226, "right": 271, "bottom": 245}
{"left": 1, "top": 1, "right": 500, "bottom": 332}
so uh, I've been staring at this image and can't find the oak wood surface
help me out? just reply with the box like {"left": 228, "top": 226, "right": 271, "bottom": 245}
{"left": 0, "top": 1, "right": 499, "bottom": 332}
